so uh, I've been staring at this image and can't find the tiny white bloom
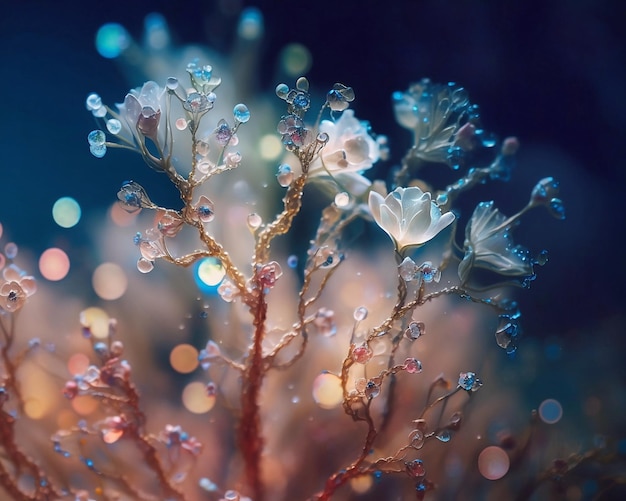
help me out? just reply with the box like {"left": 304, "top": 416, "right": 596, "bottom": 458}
{"left": 458, "top": 201, "right": 533, "bottom": 284}
{"left": 309, "top": 110, "right": 379, "bottom": 195}
{"left": 368, "top": 186, "right": 455, "bottom": 251}
{"left": 117, "top": 81, "right": 166, "bottom": 143}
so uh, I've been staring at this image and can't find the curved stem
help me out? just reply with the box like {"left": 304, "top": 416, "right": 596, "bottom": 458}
{"left": 239, "top": 281, "right": 268, "bottom": 501}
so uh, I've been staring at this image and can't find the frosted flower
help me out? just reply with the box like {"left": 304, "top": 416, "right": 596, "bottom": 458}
{"left": 118, "top": 81, "right": 165, "bottom": 143}
{"left": 309, "top": 110, "right": 379, "bottom": 196}
{"left": 458, "top": 201, "right": 533, "bottom": 285}
{"left": 0, "top": 265, "right": 36, "bottom": 312}
{"left": 189, "top": 195, "right": 215, "bottom": 223}
{"left": 154, "top": 209, "right": 184, "bottom": 238}
{"left": 393, "top": 79, "right": 477, "bottom": 167}
{"left": 369, "top": 186, "right": 455, "bottom": 251}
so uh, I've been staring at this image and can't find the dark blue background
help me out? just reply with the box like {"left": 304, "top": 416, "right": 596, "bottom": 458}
{"left": 1, "top": 0, "right": 624, "bottom": 339}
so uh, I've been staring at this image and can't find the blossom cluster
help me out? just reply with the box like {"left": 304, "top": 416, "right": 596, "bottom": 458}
{"left": 0, "top": 32, "right": 576, "bottom": 500}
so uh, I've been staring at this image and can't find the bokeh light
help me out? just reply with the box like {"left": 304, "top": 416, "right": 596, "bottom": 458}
{"left": 259, "top": 134, "right": 283, "bottom": 161}
{"left": 280, "top": 43, "right": 312, "bottom": 77}
{"left": 95, "top": 23, "right": 130, "bottom": 59}
{"left": 92, "top": 262, "right": 128, "bottom": 300}
{"left": 79, "top": 307, "right": 110, "bottom": 339}
{"left": 52, "top": 197, "right": 81, "bottom": 228}
{"left": 196, "top": 257, "right": 225, "bottom": 289}
{"left": 170, "top": 344, "right": 199, "bottom": 374}
{"left": 182, "top": 381, "right": 216, "bottom": 414}
{"left": 67, "top": 353, "right": 90, "bottom": 376}
{"left": 478, "top": 446, "right": 510, "bottom": 480}
{"left": 39, "top": 248, "right": 70, "bottom": 281}
{"left": 312, "top": 372, "right": 343, "bottom": 409}
{"left": 539, "top": 398, "right": 563, "bottom": 424}
{"left": 350, "top": 474, "right": 373, "bottom": 494}
{"left": 237, "top": 7, "right": 264, "bottom": 41}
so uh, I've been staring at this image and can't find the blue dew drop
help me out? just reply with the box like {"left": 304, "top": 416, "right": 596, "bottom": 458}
{"left": 106, "top": 119, "right": 122, "bottom": 135}
{"left": 88, "top": 130, "right": 106, "bottom": 146}
{"left": 233, "top": 103, "right": 250, "bottom": 123}
{"left": 90, "top": 144, "right": 107, "bottom": 158}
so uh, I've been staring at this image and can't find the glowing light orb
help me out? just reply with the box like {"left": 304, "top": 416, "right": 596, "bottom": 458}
{"left": 67, "top": 353, "right": 90, "bottom": 376}
{"left": 478, "top": 446, "right": 510, "bottom": 480}
{"left": 39, "top": 248, "right": 70, "bottom": 281}
{"left": 280, "top": 43, "right": 312, "bottom": 77}
{"left": 96, "top": 23, "right": 130, "bottom": 59}
{"left": 196, "top": 257, "right": 225, "bottom": 287}
{"left": 182, "top": 381, "right": 216, "bottom": 414}
{"left": 259, "top": 134, "right": 283, "bottom": 161}
{"left": 92, "top": 262, "right": 128, "bottom": 300}
{"left": 170, "top": 344, "right": 199, "bottom": 374}
{"left": 350, "top": 475, "right": 373, "bottom": 494}
{"left": 312, "top": 372, "right": 343, "bottom": 409}
{"left": 52, "top": 197, "right": 81, "bottom": 228}
{"left": 238, "top": 7, "right": 264, "bottom": 40}
{"left": 79, "top": 307, "right": 110, "bottom": 339}
{"left": 538, "top": 398, "right": 563, "bottom": 424}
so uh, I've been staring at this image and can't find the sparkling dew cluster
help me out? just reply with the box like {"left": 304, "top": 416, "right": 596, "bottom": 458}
{"left": 80, "top": 62, "right": 565, "bottom": 499}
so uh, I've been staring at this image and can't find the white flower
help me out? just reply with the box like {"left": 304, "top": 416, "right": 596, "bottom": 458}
{"left": 309, "top": 110, "right": 379, "bottom": 195}
{"left": 368, "top": 186, "right": 455, "bottom": 251}
{"left": 117, "top": 81, "right": 166, "bottom": 143}
{"left": 458, "top": 201, "right": 533, "bottom": 284}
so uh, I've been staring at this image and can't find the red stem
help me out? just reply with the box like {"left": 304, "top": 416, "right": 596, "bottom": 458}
{"left": 239, "top": 289, "right": 268, "bottom": 501}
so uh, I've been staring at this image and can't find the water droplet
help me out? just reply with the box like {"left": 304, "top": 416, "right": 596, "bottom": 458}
{"left": 88, "top": 130, "right": 106, "bottom": 146}
{"left": 435, "top": 430, "right": 451, "bottom": 442}
{"left": 458, "top": 371, "right": 482, "bottom": 392}
{"left": 353, "top": 306, "right": 368, "bottom": 322}
{"left": 86, "top": 93, "right": 102, "bottom": 111}
{"left": 334, "top": 192, "right": 350, "bottom": 207}
{"left": 137, "top": 258, "right": 154, "bottom": 273}
{"left": 404, "top": 357, "right": 423, "bottom": 374}
{"left": 408, "top": 428, "right": 424, "bottom": 449}
{"left": 352, "top": 344, "right": 373, "bottom": 364}
{"left": 90, "top": 144, "right": 107, "bottom": 158}
{"left": 275, "top": 83, "right": 289, "bottom": 99}
{"left": 364, "top": 380, "right": 380, "bottom": 399}
{"left": 276, "top": 163, "right": 294, "bottom": 187}
{"left": 296, "top": 76, "right": 309, "bottom": 92}
{"left": 106, "top": 119, "right": 122, "bottom": 135}
{"left": 166, "top": 76, "right": 179, "bottom": 90}
{"left": 92, "top": 106, "right": 107, "bottom": 118}
{"left": 247, "top": 213, "right": 262, "bottom": 230}
{"left": 233, "top": 103, "right": 250, "bottom": 123}
{"left": 405, "top": 459, "right": 426, "bottom": 478}
{"left": 405, "top": 321, "right": 425, "bottom": 340}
